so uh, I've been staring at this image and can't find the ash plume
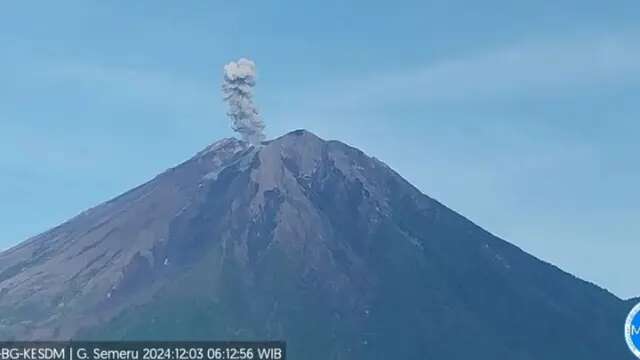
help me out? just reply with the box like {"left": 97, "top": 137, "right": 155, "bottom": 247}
{"left": 222, "top": 58, "right": 266, "bottom": 145}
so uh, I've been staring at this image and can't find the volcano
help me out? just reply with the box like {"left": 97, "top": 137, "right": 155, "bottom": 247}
{"left": 0, "top": 130, "right": 632, "bottom": 359}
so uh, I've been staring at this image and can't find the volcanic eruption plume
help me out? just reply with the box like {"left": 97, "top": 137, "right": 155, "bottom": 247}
{"left": 222, "top": 58, "right": 266, "bottom": 145}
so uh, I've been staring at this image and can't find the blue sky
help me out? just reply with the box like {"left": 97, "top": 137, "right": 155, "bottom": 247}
{"left": 1, "top": 1, "right": 638, "bottom": 298}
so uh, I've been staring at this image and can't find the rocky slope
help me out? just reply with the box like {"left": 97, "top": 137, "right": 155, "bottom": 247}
{"left": 0, "top": 130, "right": 633, "bottom": 359}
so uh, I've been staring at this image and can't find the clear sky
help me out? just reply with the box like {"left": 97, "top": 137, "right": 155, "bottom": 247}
{"left": 1, "top": 1, "right": 638, "bottom": 298}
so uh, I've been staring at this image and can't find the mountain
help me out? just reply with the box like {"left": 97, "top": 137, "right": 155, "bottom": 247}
{"left": 0, "top": 130, "right": 632, "bottom": 359}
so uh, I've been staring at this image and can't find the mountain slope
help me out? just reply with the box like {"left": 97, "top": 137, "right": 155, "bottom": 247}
{"left": 0, "top": 130, "right": 632, "bottom": 359}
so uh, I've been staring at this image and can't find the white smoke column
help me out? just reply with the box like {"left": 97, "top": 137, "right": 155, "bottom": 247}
{"left": 222, "top": 58, "right": 266, "bottom": 145}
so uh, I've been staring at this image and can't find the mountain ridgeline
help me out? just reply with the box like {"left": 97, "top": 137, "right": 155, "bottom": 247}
{"left": 0, "top": 130, "right": 633, "bottom": 359}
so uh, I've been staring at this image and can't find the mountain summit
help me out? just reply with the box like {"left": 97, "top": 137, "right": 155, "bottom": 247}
{"left": 0, "top": 130, "right": 632, "bottom": 358}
